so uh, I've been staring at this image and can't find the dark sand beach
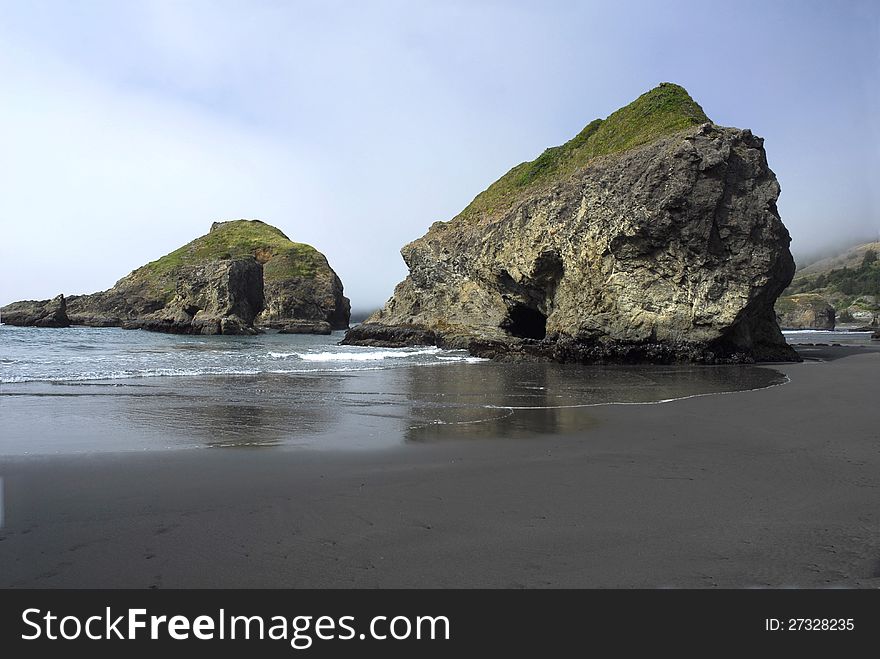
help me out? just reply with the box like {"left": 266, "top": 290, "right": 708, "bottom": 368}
{"left": 1, "top": 343, "right": 878, "bottom": 588}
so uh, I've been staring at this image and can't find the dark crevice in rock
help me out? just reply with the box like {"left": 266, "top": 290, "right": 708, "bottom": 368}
{"left": 501, "top": 304, "right": 547, "bottom": 340}
{"left": 707, "top": 219, "right": 725, "bottom": 256}
{"left": 496, "top": 250, "right": 563, "bottom": 340}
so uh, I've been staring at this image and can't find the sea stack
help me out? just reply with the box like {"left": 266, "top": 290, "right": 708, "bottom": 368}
{"left": 775, "top": 294, "right": 836, "bottom": 330}
{"left": 2, "top": 220, "right": 350, "bottom": 335}
{"left": 343, "top": 83, "right": 798, "bottom": 363}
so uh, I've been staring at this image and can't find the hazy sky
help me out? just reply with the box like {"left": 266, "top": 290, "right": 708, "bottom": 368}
{"left": 2, "top": 0, "right": 878, "bottom": 310}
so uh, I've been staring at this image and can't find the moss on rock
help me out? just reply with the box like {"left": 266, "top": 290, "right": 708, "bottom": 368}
{"left": 458, "top": 83, "right": 710, "bottom": 222}
{"left": 127, "top": 220, "right": 324, "bottom": 303}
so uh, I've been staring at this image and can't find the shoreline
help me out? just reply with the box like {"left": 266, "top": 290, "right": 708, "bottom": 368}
{"left": 1, "top": 346, "right": 879, "bottom": 587}
{"left": 0, "top": 366, "right": 792, "bottom": 457}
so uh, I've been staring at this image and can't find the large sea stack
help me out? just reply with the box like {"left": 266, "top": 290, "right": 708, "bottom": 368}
{"left": 344, "top": 83, "right": 798, "bottom": 363}
{"left": 2, "top": 220, "right": 350, "bottom": 335}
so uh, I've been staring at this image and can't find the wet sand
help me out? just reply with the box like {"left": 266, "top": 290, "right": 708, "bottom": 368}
{"left": 1, "top": 346, "right": 879, "bottom": 588}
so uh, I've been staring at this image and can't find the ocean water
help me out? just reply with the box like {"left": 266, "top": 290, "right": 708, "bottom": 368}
{"left": 782, "top": 329, "right": 875, "bottom": 346}
{"left": 0, "top": 325, "right": 789, "bottom": 455}
{"left": 0, "top": 325, "right": 480, "bottom": 383}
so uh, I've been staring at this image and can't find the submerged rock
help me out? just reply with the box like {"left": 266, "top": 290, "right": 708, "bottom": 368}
{"left": 775, "top": 293, "right": 836, "bottom": 330}
{"left": 3, "top": 220, "right": 350, "bottom": 335}
{"left": 1, "top": 294, "right": 70, "bottom": 328}
{"left": 343, "top": 83, "right": 799, "bottom": 363}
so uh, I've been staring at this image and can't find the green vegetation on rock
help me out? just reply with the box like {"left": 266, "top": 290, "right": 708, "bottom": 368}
{"left": 4, "top": 218, "right": 350, "bottom": 334}
{"left": 456, "top": 83, "right": 710, "bottom": 221}
{"left": 126, "top": 220, "right": 324, "bottom": 302}
{"left": 774, "top": 293, "right": 827, "bottom": 315}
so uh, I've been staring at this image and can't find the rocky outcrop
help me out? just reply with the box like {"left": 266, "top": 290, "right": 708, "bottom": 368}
{"left": 256, "top": 263, "right": 349, "bottom": 332}
{"left": 344, "top": 84, "right": 799, "bottom": 363}
{"left": 65, "top": 257, "right": 264, "bottom": 336}
{"left": 3, "top": 220, "right": 350, "bottom": 335}
{"left": 775, "top": 294, "right": 835, "bottom": 330}
{"left": 278, "top": 320, "right": 332, "bottom": 335}
{"left": 840, "top": 296, "right": 878, "bottom": 326}
{"left": 1, "top": 294, "right": 70, "bottom": 328}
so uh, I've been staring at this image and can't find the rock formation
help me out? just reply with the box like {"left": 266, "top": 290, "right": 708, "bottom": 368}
{"left": 2, "top": 220, "right": 350, "bottom": 335}
{"left": 774, "top": 294, "right": 835, "bottom": 330}
{"left": 344, "top": 83, "right": 798, "bottom": 363}
{"left": 69, "top": 257, "right": 265, "bottom": 335}
{"left": 1, "top": 294, "right": 70, "bottom": 328}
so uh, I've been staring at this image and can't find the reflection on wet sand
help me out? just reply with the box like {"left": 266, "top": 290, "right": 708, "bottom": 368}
{"left": 120, "top": 373, "right": 349, "bottom": 448}
{"left": 402, "top": 363, "right": 599, "bottom": 441}
{"left": 0, "top": 362, "right": 787, "bottom": 454}
{"left": 400, "top": 362, "right": 787, "bottom": 442}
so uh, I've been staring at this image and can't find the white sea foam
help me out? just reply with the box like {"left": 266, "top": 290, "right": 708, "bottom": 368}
{"left": 436, "top": 355, "right": 487, "bottom": 363}
{"left": 782, "top": 329, "right": 871, "bottom": 334}
{"left": 0, "top": 364, "right": 397, "bottom": 384}
{"left": 1, "top": 368, "right": 262, "bottom": 383}
{"left": 296, "top": 347, "right": 444, "bottom": 362}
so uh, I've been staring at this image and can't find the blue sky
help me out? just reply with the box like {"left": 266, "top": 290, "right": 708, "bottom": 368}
{"left": 1, "top": 0, "right": 878, "bottom": 309}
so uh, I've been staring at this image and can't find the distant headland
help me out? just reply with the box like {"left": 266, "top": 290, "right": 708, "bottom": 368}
{"left": 775, "top": 242, "right": 880, "bottom": 331}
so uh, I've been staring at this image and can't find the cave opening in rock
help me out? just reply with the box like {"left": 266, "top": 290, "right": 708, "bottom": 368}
{"left": 502, "top": 303, "right": 547, "bottom": 340}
